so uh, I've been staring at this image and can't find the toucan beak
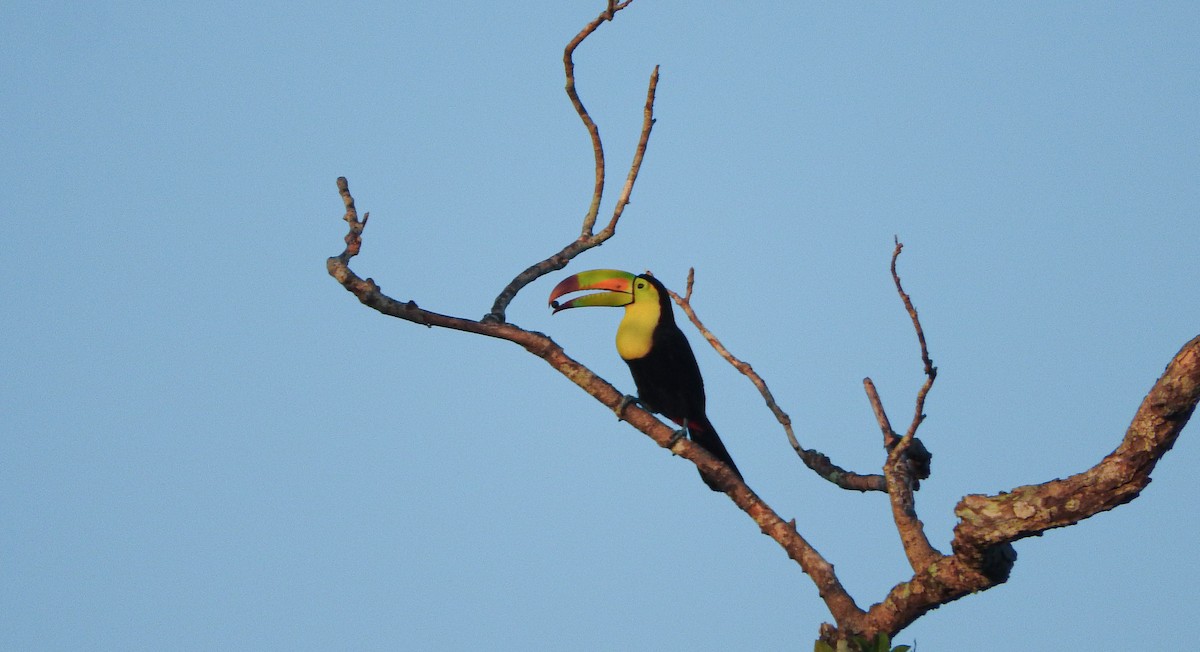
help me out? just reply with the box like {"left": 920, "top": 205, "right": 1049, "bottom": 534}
{"left": 548, "top": 269, "right": 637, "bottom": 313}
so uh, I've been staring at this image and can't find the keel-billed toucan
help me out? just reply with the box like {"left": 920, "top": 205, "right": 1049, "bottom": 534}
{"left": 548, "top": 269, "right": 742, "bottom": 491}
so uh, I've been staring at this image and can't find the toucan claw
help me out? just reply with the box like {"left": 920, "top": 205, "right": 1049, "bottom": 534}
{"left": 668, "top": 428, "right": 688, "bottom": 449}
{"left": 616, "top": 394, "right": 645, "bottom": 421}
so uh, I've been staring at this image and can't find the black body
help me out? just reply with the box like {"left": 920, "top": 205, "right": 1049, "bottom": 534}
{"left": 625, "top": 276, "right": 742, "bottom": 490}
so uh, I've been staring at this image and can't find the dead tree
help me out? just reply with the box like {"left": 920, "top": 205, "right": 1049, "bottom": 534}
{"left": 325, "top": 2, "right": 1200, "bottom": 647}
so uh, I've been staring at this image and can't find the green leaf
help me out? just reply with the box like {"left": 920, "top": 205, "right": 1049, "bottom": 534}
{"left": 813, "top": 642, "right": 835, "bottom": 652}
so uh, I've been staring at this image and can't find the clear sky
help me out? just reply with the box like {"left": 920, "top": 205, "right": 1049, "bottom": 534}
{"left": 3, "top": 2, "right": 1198, "bottom": 650}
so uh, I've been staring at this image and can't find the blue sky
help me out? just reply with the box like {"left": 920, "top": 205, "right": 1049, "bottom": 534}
{"left": 3, "top": 2, "right": 1198, "bottom": 649}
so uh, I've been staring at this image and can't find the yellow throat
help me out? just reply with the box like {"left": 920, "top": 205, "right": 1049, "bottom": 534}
{"left": 615, "top": 279, "right": 662, "bottom": 360}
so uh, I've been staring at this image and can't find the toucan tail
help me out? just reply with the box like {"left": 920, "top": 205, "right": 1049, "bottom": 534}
{"left": 687, "top": 415, "right": 742, "bottom": 491}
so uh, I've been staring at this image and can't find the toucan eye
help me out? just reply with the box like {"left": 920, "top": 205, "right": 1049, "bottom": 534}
{"left": 637, "top": 281, "right": 645, "bottom": 289}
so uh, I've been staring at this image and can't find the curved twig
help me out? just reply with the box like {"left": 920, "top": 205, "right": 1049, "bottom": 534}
{"left": 890, "top": 237, "right": 937, "bottom": 449}
{"left": 484, "top": 1, "right": 650, "bottom": 323}
{"left": 665, "top": 268, "right": 887, "bottom": 492}
{"left": 873, "top": 241, "right": 942, "bottom": 572}
{"left": 565, "top": 0, "right": 633, "bottom": 235}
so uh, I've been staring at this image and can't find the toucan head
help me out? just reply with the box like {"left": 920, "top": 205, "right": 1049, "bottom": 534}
{"left": 548, "top": 269, "right": 669, "bottom": 314}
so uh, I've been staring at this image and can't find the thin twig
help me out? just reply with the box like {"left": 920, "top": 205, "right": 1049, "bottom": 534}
{"left": 483, "top": 1, "right": 650, "bottom": 323}
{"left": 334, "top": 177, "right": 368, "bottom": 262}
{"left": 665, "top": 268, "right": 886, "bottom": 492}
{"left": 879, "top": 239, "right": 941, "bottom": 571}
{"left": 863, "top": 378, "right": 899, "bottom": 449}
{"left": 890, "top": 237, "right": 937, "bottom": 448}
{"left": 563, "top": 5, "right": 619, "bottom": 236}
{"left": 598, "top": 65, "right": 657, "bottom": 239}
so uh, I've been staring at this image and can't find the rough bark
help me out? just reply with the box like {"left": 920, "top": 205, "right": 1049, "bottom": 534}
{"left": 325, "top": 2, "right": 1200, "bottom": 646}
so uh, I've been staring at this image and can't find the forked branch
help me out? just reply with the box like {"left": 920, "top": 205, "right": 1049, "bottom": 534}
{"left": 664, "top": 268, "right": 887, "bottom": 492}
{"left": 484, "top": 1, "right": 651, "bottom": 323}
{"left": 326, "top": 2, "right": 1200, "bottom": 646}
{"left": 326, "top": 3, "right": 862, "bottom": 628}
{"left": 327, "top": 180, "right": 864, "bottom": 632}
{"left": 856, "top": 333, "right": 1200, "bottom": 638}
{"left": 876, "top": 241, "right": 941, "bottom": 572}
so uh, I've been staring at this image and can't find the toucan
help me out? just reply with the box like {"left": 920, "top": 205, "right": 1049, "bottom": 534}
{"left": 548, "top": 269, "right": 742, "bottom": 491}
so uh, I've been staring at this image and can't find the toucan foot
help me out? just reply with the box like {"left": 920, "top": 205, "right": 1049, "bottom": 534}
{"left": 668, "top": 428, "right": 688, "bottom": 448}
{"left": 616, "top": 394, "right": 644, "bottom": 421}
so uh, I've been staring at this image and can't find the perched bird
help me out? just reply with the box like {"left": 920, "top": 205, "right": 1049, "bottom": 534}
{"left": 549, "top": 269, "right": 742, "bottom": 491}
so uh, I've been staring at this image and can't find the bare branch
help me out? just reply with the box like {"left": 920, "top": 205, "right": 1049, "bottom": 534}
{"left": 869, "top": 240, "right": 943, "bottom": 573}
{"left": 883, "top": 458, "right": 943, "bottom": 573}
{"left": 852, "top": 333, "right": 1200, "bottom": 638}
{"left": 598, "top": 65, "right": 657, "bottom": 240}
{"left": 483, "top": 2, "right": 654, "bottom": 323}
{"left": 563, "top": 3, "right": 623, "bottom": 236}
{"left": 890, "top": 238, "right": 937, "bottom": 448}
{"left": 332, "top": 176, "right": 367, "bottom": 262}
{"left": 665, "top": 268, "right": 887, "bottom": 492}
{"left": 327, "top": 177, "right": 867, "bottom": 631}
{"left": 863, "top": 378, "right": 899, "bottom": 449}
{"left": 866, "top": 377, "right": 942, "bottom": 572}
{"left": 326, "top": 6, "right": 1200, "bottom": 644}
{"left": 953, "top": 333, "right": 1200, "bottom": 551}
